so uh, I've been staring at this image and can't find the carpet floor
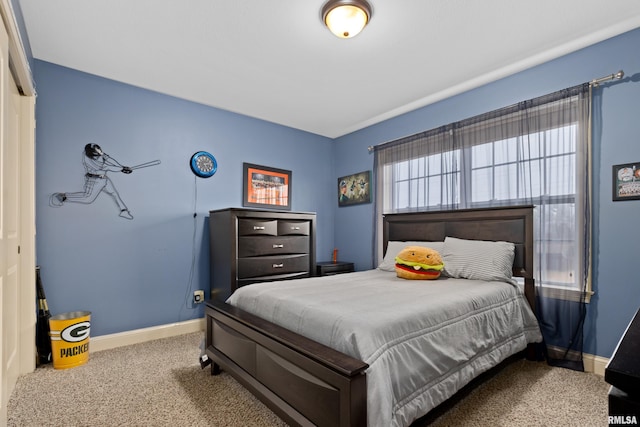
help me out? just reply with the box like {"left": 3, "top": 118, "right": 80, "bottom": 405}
{"left": 7, "top": 332, "right": 610, "bottom": 426}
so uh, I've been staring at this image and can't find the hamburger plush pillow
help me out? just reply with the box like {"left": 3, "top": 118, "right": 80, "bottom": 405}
{"left": 394, "top": 246, "right": 444, "bottom": 280}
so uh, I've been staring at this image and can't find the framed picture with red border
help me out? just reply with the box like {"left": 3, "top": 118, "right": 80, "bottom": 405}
{"left": 243, "top": 163, "right": 291, "bottom": 210}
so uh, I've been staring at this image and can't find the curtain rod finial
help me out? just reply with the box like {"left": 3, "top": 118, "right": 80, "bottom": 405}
{"left": 590, "top": 70, "right": 625, "bottom": 87}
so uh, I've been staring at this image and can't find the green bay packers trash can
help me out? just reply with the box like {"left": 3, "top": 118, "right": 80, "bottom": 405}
{"left": 49, "top": 311, "right": 91, "bottom": 369}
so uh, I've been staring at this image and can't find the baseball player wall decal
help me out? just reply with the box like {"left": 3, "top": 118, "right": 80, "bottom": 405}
{"left": 50, "top": 143, "right": 161, "bottom": 220}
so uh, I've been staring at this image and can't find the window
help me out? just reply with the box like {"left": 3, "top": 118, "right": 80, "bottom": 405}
{"left": 375, "top": 87, "right": 591, "bottom": 299}
{"left": 389, "top": 150, "right": 461, "bottom": 211}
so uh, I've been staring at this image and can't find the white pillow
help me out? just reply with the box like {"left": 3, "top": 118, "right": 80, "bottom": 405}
{"left": 442, "top": 237, "right": 516, "bottom": 284}
{"left": 378, "top": 241, "right": 445, "bottom": 272}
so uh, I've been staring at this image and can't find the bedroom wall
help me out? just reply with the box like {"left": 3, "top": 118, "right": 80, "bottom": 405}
{"left": 332, "top": 26, "right": 640, "bottom": 359}
{"left": 33, "top": 60, "right": 335, "bottom": 336}
{"left": 28, "top": 13, "right": 640, "bottom": 358}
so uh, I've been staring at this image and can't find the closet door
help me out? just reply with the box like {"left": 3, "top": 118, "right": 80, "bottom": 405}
{"left": 0, "top": 15, "right": 23, "bottom": 422}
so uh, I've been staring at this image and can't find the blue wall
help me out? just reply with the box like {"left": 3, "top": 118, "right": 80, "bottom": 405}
{"left": 34, "top": 26, "right": 640, "bottom": 358}
{"left": 332, "top": 27, "right": 640, "bottom": 359}
{"left": 34, "top": 61, "right": 335, "bottom": 336}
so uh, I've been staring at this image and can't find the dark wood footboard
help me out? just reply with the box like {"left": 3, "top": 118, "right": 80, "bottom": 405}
{"left": 205, "top": 301, "right": 369, "bottom": 427}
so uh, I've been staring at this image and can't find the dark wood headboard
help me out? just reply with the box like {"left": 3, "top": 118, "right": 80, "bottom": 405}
{"left": 383, "top": 206, "right": 534, "bottom": 281}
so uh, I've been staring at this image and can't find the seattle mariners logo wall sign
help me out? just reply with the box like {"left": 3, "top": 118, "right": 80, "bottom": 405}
{"left": 190, "top": 151, "right": 217, "bottom": 178}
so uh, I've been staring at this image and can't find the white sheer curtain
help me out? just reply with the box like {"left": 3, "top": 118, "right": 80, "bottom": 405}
{"left": 373, "top": 84, "right": 591, "bottom": 370}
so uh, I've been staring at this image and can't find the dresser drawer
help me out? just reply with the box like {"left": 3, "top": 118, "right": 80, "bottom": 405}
{"left": 237, "top": 272, "right": 310, "bottom": 288}
{"left": 238, "top": 219, "right": 278, "bottom": 236}
{"left": 237, "top": 254, "right": 309, "bottom": 279}
{"left": 278, "top": 220, "right": 310, "bottom": 236}
{"left": 238, "top": 236, "right": 310, "bottom": 257}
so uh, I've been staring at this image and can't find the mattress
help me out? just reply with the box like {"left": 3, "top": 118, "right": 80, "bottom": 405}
{"left": 227, "top": 269, "right": 542, "bottom": 427}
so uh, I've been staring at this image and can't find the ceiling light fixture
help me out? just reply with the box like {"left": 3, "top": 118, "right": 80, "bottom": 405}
{"left": 321, "top": 0, "right": 372, "bottom": 39}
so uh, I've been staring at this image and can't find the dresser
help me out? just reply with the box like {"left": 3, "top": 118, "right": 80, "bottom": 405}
{"left": 208, "top": 208, "right": 316, "bottom": 301}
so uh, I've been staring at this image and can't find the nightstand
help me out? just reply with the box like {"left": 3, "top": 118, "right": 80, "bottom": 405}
{"left": 316, "top": 261, "right": 354, "bottom": 276}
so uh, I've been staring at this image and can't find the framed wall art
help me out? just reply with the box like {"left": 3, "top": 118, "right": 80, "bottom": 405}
{"left": 243, "top": 163, "right": 291, "bottom": 210}
{"left": 613, "top": 162, "right": 640, "bottom": 201}
{"left": 338, "top": 170, "right": 371, "bottom": 207}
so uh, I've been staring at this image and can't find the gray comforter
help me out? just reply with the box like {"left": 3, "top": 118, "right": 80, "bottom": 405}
{"left": 227, "top": 269, "right": 542, "bottom": 427}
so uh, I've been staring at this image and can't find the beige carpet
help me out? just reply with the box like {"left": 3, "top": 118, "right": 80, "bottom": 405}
{"left": 422, "top": 357, "right": 609, "bottom": 427}
{"left": 8, "top": 332, "right": 609, "bottom": 426}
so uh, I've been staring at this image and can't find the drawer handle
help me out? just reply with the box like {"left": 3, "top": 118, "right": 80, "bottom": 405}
{"left": 273, "top": 244, "right": 284, "bottom": 248}
{"left": 273, "top": 263, "right": 284, "bottom": 268}
{"left": 291, "top": 226, "right": 300, "bottom": 230}
{"left": 253, "top": 226, "right": 266, "bottom": 230}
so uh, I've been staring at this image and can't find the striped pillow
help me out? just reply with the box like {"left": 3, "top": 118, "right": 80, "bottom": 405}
{"left": 442, "top": 237, "right": 516, "bottom": 284}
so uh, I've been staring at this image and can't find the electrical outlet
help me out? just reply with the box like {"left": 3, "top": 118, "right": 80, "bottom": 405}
{"left": 193, "top": 290, "right": 204, "bottom": 304}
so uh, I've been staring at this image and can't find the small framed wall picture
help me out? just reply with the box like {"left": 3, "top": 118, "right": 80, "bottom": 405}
{"left": 338, "top": 170, "right": 371, "bottom": 207}
{"left": 243, "top": 163, "right": 291, "bottom": 210}
{"left": 613, "top": 162, "right": 640, "bottom": 201}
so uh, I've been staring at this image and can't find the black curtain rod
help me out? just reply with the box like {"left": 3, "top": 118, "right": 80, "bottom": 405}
{"left": 368, "top": 70, "right": 624, "bottom": 153}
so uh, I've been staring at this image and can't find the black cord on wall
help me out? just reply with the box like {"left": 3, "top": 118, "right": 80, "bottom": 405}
{"left": 179, "top": 175, "right": 199, "bottom": 320}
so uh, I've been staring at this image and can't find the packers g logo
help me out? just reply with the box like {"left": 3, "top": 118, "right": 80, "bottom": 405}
{"left": 60, "top": 321, "right": 91, "bottom": 343}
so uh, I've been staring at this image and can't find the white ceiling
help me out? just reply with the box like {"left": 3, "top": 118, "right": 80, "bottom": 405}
{"left": 18, "top": 0, "right": 640, "bottom": 138}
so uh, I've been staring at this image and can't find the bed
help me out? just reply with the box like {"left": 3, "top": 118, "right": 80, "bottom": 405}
{"left": 205, "top": 206, "right": 541, "bottom": 426}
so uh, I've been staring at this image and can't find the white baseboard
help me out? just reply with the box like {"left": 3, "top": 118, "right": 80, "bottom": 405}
{"left": 584, "top": 353, "right": 609, "bottom": 376}
{"left": 90, "top": 318, "right": 205, "bottom": 353}
{"left": 546, "top": 345, "right": 609, "bottom": 376}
